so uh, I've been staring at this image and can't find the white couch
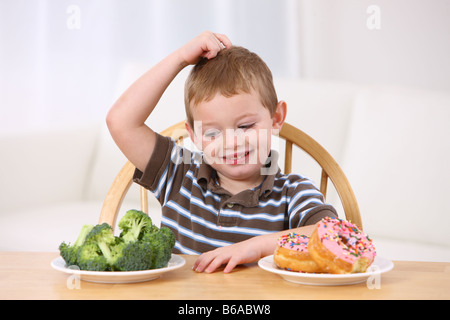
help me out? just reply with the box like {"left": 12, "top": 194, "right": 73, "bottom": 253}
{"left": 2, "top": 70, "right": 450, "bottom": 262}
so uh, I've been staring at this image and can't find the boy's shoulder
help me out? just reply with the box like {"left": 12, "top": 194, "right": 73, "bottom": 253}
{"left": 272, "top": 170, "right": 319, "bottom": 189}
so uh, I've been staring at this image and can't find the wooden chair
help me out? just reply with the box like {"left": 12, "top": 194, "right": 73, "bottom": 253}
{"left": 99, "top": 121, "right": 362, "bottom": 229}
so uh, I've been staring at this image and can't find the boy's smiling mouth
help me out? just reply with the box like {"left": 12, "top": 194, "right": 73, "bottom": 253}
{"left": 222, "top": 150, "right": 251, "bottom": 164}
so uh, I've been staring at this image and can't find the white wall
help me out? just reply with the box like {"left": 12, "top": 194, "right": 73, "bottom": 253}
{"left": 298, "top": 0, "right": 450, "bottom": 92}
{"left": 1, "top": 1, "right": 448, "bottom": 135}
{"left": 0, "top": 0, "right": 300, "bottom": 132}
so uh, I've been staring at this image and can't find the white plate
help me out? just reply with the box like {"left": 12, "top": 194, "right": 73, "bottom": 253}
{"left": 258, "top": 255, "right": 394, "bottom": 286}
{"left": 51, "top": 254, "right": 185, "bottom": 284}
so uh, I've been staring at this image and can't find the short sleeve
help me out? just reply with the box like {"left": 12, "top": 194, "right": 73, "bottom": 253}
{"left": 286, "top": 176, "right": 338, "bottom": 228}
{"left": 132, "top": 133, "right": 174, "bottom": 193}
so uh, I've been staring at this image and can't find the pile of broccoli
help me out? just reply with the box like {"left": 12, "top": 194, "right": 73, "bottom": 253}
{"left": 59, "top": 209, "right": 175, "bottom": 271}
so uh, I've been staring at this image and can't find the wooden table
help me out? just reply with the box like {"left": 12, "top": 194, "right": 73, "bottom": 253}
{"left": 1, "top": 252, "right": 449, "bottom": 300}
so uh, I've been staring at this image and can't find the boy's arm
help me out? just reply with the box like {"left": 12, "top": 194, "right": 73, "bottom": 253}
{"left": 194, "top": 178, "right": 337, "bottom": 274}
{"left": 193, "top": 224, "right": 318, "bottom": 274}
{"left": 106, "top": 31, "right": 231, "bottom": 172}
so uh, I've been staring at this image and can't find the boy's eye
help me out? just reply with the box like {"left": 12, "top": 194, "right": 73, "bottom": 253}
{"left": 238, "top": 123, "right": 255, "bottom": 130}
{"left": 203, "top": 129, "right": 221, "bottom": 139}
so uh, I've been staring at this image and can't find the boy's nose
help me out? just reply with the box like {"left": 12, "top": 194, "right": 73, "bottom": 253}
{"left": 224, "top": 128, "right": 244, "bottom": 149}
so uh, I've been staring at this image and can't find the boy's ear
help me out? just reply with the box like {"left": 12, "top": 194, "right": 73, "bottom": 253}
{"left": 185, "top": 121, "right": 202, "bottom": 150}
{"left": 272, "top": 100, "right": 287, "bottom": 131}
{"left": 185, "top": 121, "right": 196, "bottom": 143}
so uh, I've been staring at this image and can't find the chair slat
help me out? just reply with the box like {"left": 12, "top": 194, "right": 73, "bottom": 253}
{"left": 284, "top": 140, "right": 293, "bottom": 174}
{"left": 140, "top": 186, "right": 149, "bottom": 214}
{"left": 320, "top": 169, "right": 328, "bottom": 199}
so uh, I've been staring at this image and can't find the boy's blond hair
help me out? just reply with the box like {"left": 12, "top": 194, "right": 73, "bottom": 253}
{"left": 184, "top": 46, "right": 278, "bottom": 128}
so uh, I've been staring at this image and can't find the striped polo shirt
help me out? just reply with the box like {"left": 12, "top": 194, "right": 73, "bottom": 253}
{"left": 133, "top": 133, "right": 337, "bottom": 254}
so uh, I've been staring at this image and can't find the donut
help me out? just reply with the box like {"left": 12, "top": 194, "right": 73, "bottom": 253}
{"left": 308, "top": 217, "right": 376, "bottom": 274}
{"left": 273, "top": 233, "right": 323, "bottom": 273}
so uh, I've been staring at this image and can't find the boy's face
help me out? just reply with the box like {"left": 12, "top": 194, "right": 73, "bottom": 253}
{"left": 186, "top": 91, "right": 286, "bottom": 184}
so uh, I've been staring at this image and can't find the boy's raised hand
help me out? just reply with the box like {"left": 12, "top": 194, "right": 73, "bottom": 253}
{"left": 178, "top": 31, "right": 232, "bottom": 66}
{"left": 107, "top": 31, "right": 232, "bottom": 172}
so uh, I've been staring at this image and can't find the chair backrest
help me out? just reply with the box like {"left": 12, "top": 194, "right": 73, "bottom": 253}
{"left": 99, "top": 121, "right": 362, "bottom": 229}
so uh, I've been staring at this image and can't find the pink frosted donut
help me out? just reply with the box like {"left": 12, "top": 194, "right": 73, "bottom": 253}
{"left": 273, "top": 233, "right": 323, "bottom": 273}
{"left": 308, "top": 217, "right": 376, "bottom": 274}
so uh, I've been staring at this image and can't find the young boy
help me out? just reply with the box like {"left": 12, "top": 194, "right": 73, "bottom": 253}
{"left": 107, "top": 31, "right": 337, "bottom": 273}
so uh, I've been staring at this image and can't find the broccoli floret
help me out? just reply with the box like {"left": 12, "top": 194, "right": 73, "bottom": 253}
{"left": 160, "top": 226, "right": 176, "bottom": 248}
{"left": 59, "top": 242, "right": 76, "bottom": 266}
{"left": 118, "top": 209, "right": 153, "bottom": 244}
{"left": 76, "top": 242, "right": 109, "bottom": 271}
{"left": 59, "top": 224, "right": 94, "bottom": 266}
{"left": 59, "top": 210, "right": 177, "bottom": 272}
{"left": 113, "top": 240, "right": 154, "bottom": 271}
{"left": 84, "top": 223, "right": 117, "bottom": 266}
{"left": 142, "top": 227, "right": 175, "bottom": 269}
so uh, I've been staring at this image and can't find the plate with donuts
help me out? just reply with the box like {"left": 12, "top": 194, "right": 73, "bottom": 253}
{"left": 258, "top": 217, "right": 394, "bottom": 286}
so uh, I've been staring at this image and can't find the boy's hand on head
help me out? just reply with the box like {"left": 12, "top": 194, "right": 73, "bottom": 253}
{"left": 107, "top": 31, "right": 231, "bottom": 172}
{"left": 178, "top": 31, "right": 232, "bottom": 66}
